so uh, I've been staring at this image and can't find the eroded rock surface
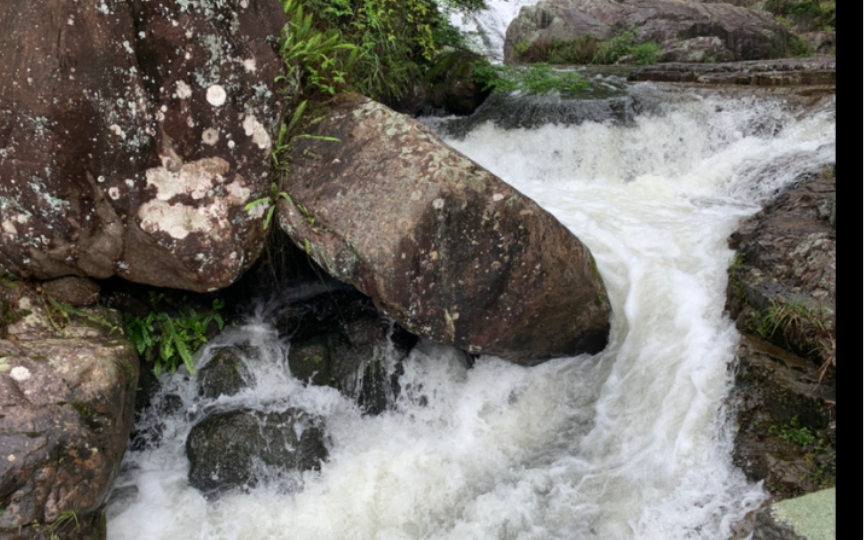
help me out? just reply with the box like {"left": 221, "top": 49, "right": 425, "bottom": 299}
{"left": 504, "top": 0, "right": 791, "bottom": 64}
{"left": 0, "top": 282, "right": 139, "bottom": 540}
{"left": 628, "top": 57, "right": 836, "bottom": 85}
{"left": 0, "top": 0, "right": 286, "bottom": 292}
{"left": 279, "top": 94, "right": 611, "bottom": 364}
{"left": 726, "top": 171, "right": 835, "bottom": 504}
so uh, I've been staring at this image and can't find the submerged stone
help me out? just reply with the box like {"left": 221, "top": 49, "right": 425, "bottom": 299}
{"left": 185, "top": 408, "right": 328, "bottom": 497}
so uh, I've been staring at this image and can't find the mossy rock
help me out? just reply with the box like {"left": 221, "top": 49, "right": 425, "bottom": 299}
{"left": 197, "top": 346, "right": 255, "bottom": 399}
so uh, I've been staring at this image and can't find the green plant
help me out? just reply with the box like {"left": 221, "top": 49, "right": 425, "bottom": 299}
{"left": 630, "top": 42, "right": 662, "bottom": 65}
{"left": 246, "top": 182, "right": 296, "bottom": 231}
{"left": 473, "top": 62, "right": 589, "bottom": 95}
{"left": 769, "top": 416, "right": 816, "bottom": 446}
{"left": 124, "top": 294, "right": 225, "bottom": 375}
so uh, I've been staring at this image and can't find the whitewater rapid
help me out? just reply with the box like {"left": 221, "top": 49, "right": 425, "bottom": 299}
{"left": 106, "top": 85, "right": 835, "bottom": 540}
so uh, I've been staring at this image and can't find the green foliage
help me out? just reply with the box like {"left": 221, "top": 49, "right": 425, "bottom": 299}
{"left": 289, "top": 0, "right": 488, "bottom": 102}
{"left": 514, "top": 30, "right": 661, "bottom": 66}
{"left": 789, "top": 34, "right": 812, "bottom": 57}
{"left": 473, "top": 62, "right": 590, "bottom": 95}
{"left": 769, "top": 416, "right": 816, "bottom": 446}
{"left": 630, "top": 42, "right": 662, "bottom": 66}
{"left": 124, "top": 294, "right": 225, "bottom": 376}
{"left": 246, "top": 182, "right": 296, "bottom": 231}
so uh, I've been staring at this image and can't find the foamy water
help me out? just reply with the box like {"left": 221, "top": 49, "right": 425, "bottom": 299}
{"left": 107, "top": 86, "right": 835, "bottom": 540}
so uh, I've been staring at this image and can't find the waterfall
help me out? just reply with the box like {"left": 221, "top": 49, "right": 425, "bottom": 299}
{"left": 106, "top": 81, "right": 834, "bottom": 540}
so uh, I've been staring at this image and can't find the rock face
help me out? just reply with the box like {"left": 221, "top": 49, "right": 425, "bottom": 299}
{"left": 0, "top": 282, "right": 139, "bottom": 540}
{"left": 0, "top": 0, "right": 287, "bottom": 292}
{"left": 279, "top": 94, "right": 611, "bottom": 364}
{"left": 504, "top": 0, "right": 791, "bottom": 64}
{"left": 186, "top": 408, "right": 328, "bottom": 496}
{"left": 424, "top": 50, "right": 493, "bottom": 116}
{"left": 726, "top": 171, "right": 835, "bottom": 503}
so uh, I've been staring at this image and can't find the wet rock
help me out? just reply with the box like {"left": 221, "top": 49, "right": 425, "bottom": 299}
{"left": 504, "top": 0, "right": 791, "bottom": 64}
{"left": 40, "top": 276, "right": 101, "bottom": 307}
{"left": 726, "top": 170, "right": 835, "bottom": 507}
{"left": 629, "top": 57, "right": 836, "bottom": 85}
{"left": 196, "top": 345, "right": 255, "bottom": 400}
{"left": 282, "top": 284, "right": 415, "bottom": 415}
{"left": 0, "top": 0, "right": 287, "bottom": 292}
{"left": 186, "top": 408, "right": 328, "bottom": 497}
{"left": 425, "top": 50, "right": 493, "bottom": 116}
{"left": 0, "top": 282, "right": 138, "bottom": 539}
{"left": 279, "top": 94, "right": 611, "bottom": 364}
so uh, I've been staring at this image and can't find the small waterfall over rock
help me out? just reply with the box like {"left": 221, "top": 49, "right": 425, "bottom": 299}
{"left": 107, "top": 78, "right": 834, "bottom": 539}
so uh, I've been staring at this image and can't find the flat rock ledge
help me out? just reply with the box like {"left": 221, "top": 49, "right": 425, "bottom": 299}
{"left": 628, "top": 57, "right": 835, "bottom": 86}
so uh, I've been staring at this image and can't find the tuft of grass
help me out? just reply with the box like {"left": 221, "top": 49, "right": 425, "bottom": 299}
{"left": 513, "top": 30, "right": 662, "bottom": 66}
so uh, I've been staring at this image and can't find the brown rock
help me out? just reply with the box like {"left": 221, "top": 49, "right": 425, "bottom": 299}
{"left": 629, "top": 57, "right": 836, "bottom": 86}
{"left": 279, "top": 94, "right": 611, "bottom": 364}
{"left": 504, "top": 0, "right": 791, "bottom": 64}
{"left": 0, "top": 0, "right": 287, "bottom": 292}
{"left": 40, "top": 276, "right": 100, "bottom": 307}
{"left": 0, "top": 283, "right": 138, "bottom": 539}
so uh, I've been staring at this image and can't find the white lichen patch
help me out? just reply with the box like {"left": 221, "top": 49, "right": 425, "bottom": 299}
{"left": 10, "top": 366, "right": 31, "bottom": 382}
{"left": 1, "top": 220, "right": 16, "bottom": 235}
{"left": 145, "top": 157, "right": 230, "bottom": 201}
{"left": 206, "top": 85, "right": 227, "bottom": 107}
{"left": 138, "top": 201, "right": 214, "bottom": 240}
{"left": 202, "top": 128, "right": 220, "bottom": 146}
{"left": 239, "top": 58, "right": 257, "bottom": 73}
{"left": 492, "top": 193, "right": 504, "bottom": 202}
{"left": 109, "top": 187, "right": 121, "bottom": 200}
{"left": 242, "top": 115, "right": 272, "bottom": 151}
{"left": 175, "top": 80, "right": 193, "bottom": 100}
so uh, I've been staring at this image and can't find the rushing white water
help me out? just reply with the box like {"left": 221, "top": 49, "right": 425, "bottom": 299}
{"left": 106, "top": 85, "right": 835, "bottom": 540}
{"left": 449, "top": 0, "right": 543, "bottom": 61}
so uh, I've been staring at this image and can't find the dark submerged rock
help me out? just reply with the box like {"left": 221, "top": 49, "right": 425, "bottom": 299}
{"left": 279, "top": 94, "right": 611, "bottom": 364}
{"left": 185, "top": 408, "right": 328, "bottom": 497}
{"left": 196, "top": 345, "right": 256, "bottom": 400}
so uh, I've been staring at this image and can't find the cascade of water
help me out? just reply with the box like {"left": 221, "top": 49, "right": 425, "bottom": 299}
{"left": 106, "top": 80, "right": 834, "bottom": 539}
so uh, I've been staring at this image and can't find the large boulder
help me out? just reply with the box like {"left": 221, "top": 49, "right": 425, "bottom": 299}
{"left": 504, "top": 0, "right": 791, "bottom": 64}
{"left": 278, "top": 94, "right": 611, "bottom": 364}
{"left": 0, "top": 282, "right": 139, "bottom": 540}
{"left": 185, "top": 408, "right": 328, "bottom": 497}
{"left": 0, "top": 0, "right": 287, "bottom": 292}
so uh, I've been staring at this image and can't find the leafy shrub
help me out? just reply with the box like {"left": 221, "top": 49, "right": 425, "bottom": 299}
{"left": 125, "top": 294, "right": 225, "bottom": 375}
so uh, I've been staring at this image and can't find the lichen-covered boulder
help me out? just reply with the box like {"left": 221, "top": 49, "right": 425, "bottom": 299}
{"left": 196, "top": 345, "right": 256, "bottom": 400}
{"left": 279, "top": 94, "right": 611, "bottom": 364}
{"left": 0, "top": 0, "right": 287, "bottom": 292}
{"left": 186, "top": 408, "right": 328, "bottom": 497}
{"left": 504, "top": 0, "right": 791, "bottom": 64}
{"left": 0, "top": 282, "right": 139, "bottom": 540}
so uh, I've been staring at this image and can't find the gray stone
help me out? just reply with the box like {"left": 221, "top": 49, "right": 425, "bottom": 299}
{"left": 504, "top": 0, "right": 792, "bottom": 64}
{"left": 753, "top": 488, "right": 835, "bottom": 540}
{"left": 278, "top": 94, "right": 611, "bottom": 364}
{"left": 0, "top": 282, "right": 138, "bottom": 540}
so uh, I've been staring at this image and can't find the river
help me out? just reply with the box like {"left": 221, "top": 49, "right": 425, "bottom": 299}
{"left": 105, "top": 12, "right": 836, "bottom": 540}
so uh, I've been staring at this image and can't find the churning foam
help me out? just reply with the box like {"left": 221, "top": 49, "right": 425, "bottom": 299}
{"left": 107, "top": 87, "right": 834, "bottom": 540}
